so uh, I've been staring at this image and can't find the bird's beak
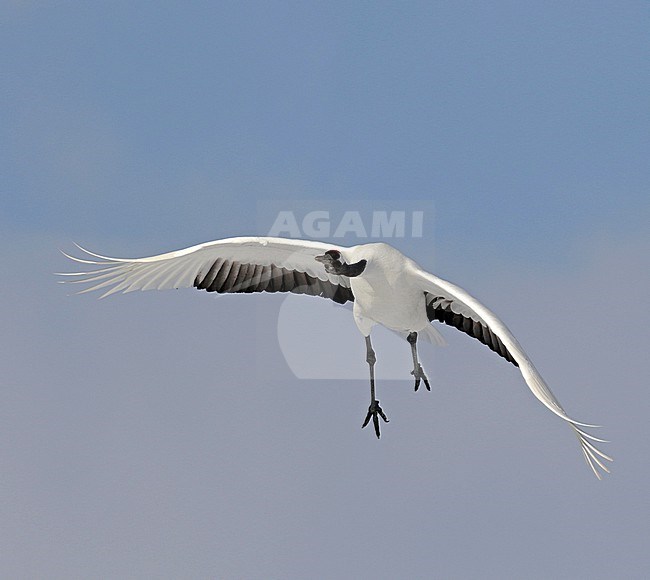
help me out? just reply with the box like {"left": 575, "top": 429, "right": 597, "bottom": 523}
{"left": 314, "top": 254, "right": 327, "bottom": 263}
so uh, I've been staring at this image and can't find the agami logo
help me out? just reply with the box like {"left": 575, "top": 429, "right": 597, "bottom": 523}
{"left": 267, "top": 210, "right": 425, "bottom": 239}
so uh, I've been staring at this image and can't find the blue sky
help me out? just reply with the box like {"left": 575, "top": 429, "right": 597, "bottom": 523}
{"left": 2, "top": 2, "right": 649, "bottom": 578}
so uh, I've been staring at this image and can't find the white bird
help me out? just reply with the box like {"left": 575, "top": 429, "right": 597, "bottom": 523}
{"left": 59, "top": 236, "right": 611, "bottom": 478}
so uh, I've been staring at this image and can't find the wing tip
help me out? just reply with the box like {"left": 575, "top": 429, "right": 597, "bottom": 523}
{"left": 572, "top": 423, "right": 612, "bottom": 479}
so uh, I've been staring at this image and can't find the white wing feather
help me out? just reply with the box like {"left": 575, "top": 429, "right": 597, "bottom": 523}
{"left": 414, "top": 266, "right": 611, "bottom": 478}
{"left": 59, "top": 236, "right": 352, "bottom": 299}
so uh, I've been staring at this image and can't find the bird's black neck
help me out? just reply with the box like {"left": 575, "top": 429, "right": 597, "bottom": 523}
{"left": 339, "top": 259, "right": 367, "bottom": 277}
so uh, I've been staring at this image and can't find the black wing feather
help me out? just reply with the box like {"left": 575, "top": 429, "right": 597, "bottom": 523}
{"left": 426, "top": 294, "right": 518, "bottom": 366}
{"left": 194, "top": 259, "right": 354, "bottom": 304}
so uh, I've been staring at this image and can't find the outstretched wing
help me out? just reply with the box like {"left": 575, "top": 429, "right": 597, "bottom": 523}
{"left": 415, "top": 267, "right": 611, "bottom": 479}
{"left": 58, "top": 236, "right": 354, "bottom": 304}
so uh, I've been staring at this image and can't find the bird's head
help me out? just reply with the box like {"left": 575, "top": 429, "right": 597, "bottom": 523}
{"left": 315, "top": 249, "right": 367, "bottom": 277}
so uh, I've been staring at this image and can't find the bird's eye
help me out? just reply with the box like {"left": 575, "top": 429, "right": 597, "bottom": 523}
{"left": 326, "top": 250, "right": 341, "bottom": 260}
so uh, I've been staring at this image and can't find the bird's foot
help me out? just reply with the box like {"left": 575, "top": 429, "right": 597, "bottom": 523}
{"left": 411, "top": 364, "right": 431, "bottom": 392}
{"left": 362, "top": 399, "right": 389, "bottom": 438}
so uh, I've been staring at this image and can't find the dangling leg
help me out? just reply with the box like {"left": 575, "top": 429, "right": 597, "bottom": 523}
{"left": 407, "top": 331, "right": 430, "bottom": 392}
{"left": 361, "top": 335, "right": 388, "bottom": 438}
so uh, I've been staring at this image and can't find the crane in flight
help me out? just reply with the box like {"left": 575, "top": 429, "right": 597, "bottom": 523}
{"left": 60, "top": 236, "right": 611, "bottom": 478}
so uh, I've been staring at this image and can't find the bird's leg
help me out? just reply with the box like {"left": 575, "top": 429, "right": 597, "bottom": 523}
{"left": 361, "top": 335, "right": 388, "bottom": 438}
{"left": 407, "top": 332, "right": 430, "bottom": 392}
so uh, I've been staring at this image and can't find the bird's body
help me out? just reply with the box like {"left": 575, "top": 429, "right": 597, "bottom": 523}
{"left": 348, "top": 243, "right": 430, "bottom": 335}
{"left": 60, "top": 236, "right": 611, "bottom": 478}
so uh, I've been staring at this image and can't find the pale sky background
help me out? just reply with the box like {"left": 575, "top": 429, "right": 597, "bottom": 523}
{"left": 2, "top": 2, "right": 649, "bottom": 578}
